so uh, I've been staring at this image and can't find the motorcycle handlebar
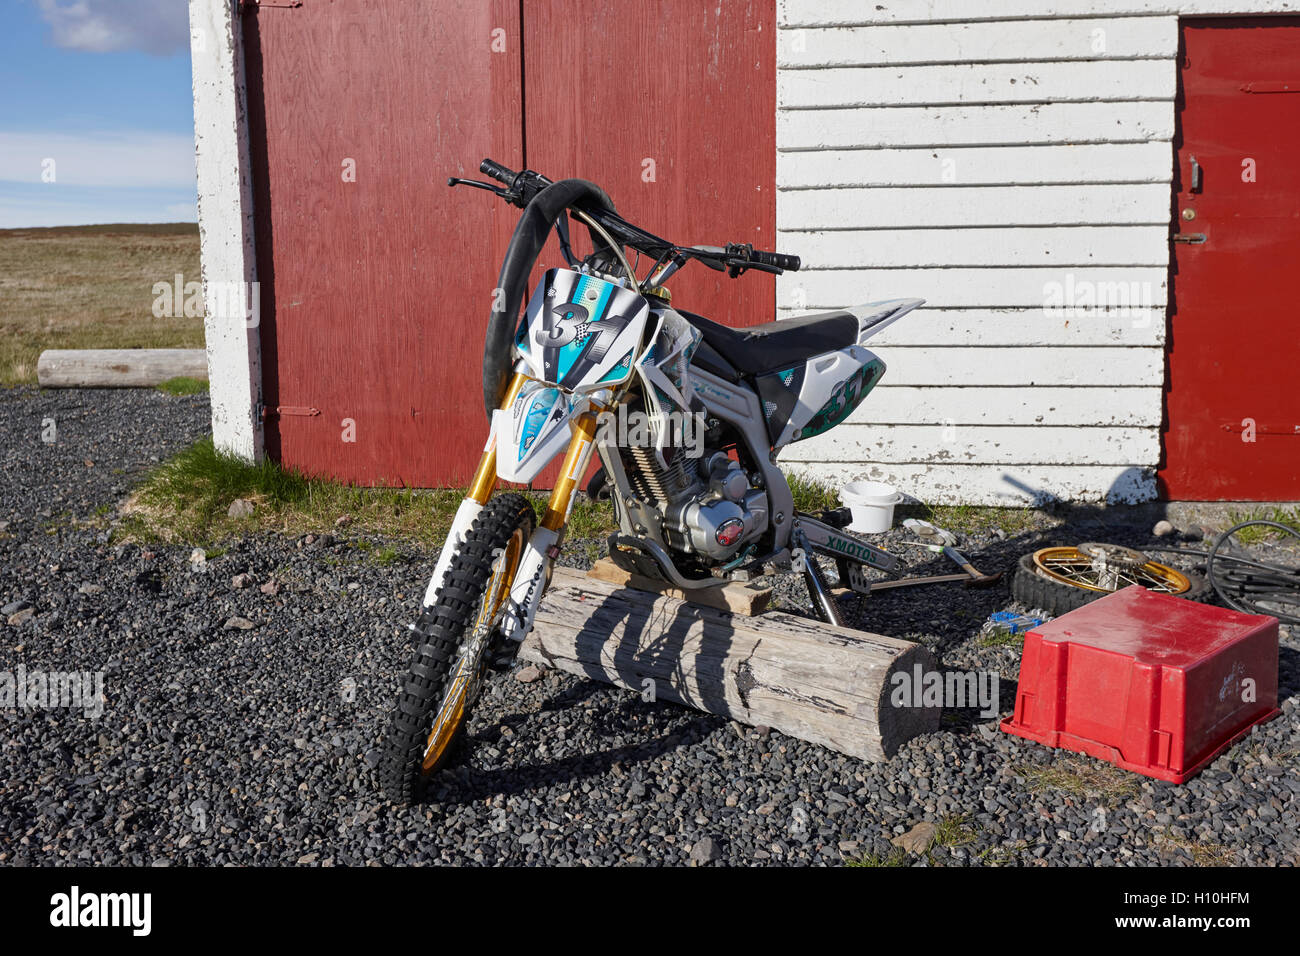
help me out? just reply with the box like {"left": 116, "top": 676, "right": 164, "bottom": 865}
{"left": 479, "top": 157, "right": 519, "bottom": 185}
{"left": 476, "top": 157, "right": 800, "bottom": 273}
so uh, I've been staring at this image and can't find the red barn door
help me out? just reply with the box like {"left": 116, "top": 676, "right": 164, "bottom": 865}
{"left": 521, "top": 0, "right": 777, "bottom": 328}
{"left": 244, "top": 0, "right": 775, "bottom": 487}
{"left": 243, "top": 1, "right": 523, "bottom": 487}
{"left": 1160, "top": 18, "right": 1300, "bottom": 499}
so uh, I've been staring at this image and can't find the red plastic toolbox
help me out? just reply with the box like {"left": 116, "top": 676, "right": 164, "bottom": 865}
{"left": 1001, "top": 585, "right": 1279, "bottom": 783}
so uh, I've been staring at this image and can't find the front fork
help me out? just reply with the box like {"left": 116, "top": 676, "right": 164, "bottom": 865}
{"left": 423, "top": 372, "right": 602, "bottom": 644}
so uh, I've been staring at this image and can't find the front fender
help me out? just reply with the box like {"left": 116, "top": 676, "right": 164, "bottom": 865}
{"left": 493, "top": 380, "right": 573, "bottom": 484}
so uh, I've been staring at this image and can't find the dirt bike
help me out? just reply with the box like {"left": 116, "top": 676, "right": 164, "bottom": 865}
{"left": 379, "top": 158, "right": 923, "bottom": 803}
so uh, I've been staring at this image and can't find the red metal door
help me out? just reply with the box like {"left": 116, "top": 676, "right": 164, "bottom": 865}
{"left": 244, "top": 1, "right": 523, "bottom": 486}
{"left": 521, "top": 0, "right": 777, "bottom": 329}
{"left": 1161, "top": 18, "right": 1300, "bottom": 499}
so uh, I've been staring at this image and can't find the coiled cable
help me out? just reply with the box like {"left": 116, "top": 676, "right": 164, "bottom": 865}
{"left": 1146, "top": 520, "right": 1300, "bottom": 626}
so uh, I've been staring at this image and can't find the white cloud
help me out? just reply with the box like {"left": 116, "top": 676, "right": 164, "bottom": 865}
{"left": 37, "top": 0, "right": 190, "bottom": 55}
{"left": 0, "top": 130, "right": 195, "bottom": 188}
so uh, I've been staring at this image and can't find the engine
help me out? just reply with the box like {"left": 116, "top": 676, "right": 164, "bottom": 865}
{"left": 619, "top": 447, "right": 769, "bottom": 561}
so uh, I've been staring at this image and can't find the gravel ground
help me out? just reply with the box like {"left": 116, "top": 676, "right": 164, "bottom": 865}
{"left": 1, "top": 387, "right": 1296, "bottom": 866}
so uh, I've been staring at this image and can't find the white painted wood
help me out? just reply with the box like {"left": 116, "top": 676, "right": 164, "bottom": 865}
{"left": 859, "top": 347, "right": 1165, "bottom": 387}
{"left": 778, "top": 18, "right": 1178, "bottom": 68}
{"left": 778, "top": 0, "right": 1300, "bottom": 26}
{"left": 777, "top": 226, "right": 1170, "bottom": 267}
{"left": 520, "top": 568, "right": 941, "bottom": 762}
{"left": 779, "top": 267, "right": 1168, "bottom": 309}
{"left": 189, "top": 0, "right": 262, "bottom": 462}
{"left": 845, "top": 386, "right": 1165, "bottom": 426}
{"left": 778, "top": 101, "right": 1175, "bottom": 150}
{"left": 783, "top": 424, "right": 1160, "bottom": 465}
{"left": 779, "top": 60, "right": 1175, "bottom": 109}
{"left": 778, "top": 144, "right": 1174, "bottom": 188}
{"left": 778, "top": 185, "right": 1172, "bottom": 230}
{"left": 37, "top": 349, "right": 209, "bottom": 388}
{"left": 776, "top": 308, "right": 1167, "bottom": 346}
{"left": 767, "top": 1, "right": 1300, "bottom": 499}
{"left": 788, "top": 461, "right": 1159, "bottom": 505}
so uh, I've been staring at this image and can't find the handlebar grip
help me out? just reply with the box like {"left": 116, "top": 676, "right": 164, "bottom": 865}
{"left": 750, "top": 248, "right": 801, "bottom": 272}
{"left": 480, "top": 158, "right": 518, "bottom": 185}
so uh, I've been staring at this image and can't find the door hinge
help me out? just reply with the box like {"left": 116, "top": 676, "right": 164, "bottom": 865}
{"left": 1221, "top": 422, "right": 1300, "bottom": 437}
{"left": 1240, "top": 82, "right": 1299, "bottom": 94}
{"left": 239, "top": 0, "right": 303, "bottom": 11}
{"left": 263, "top": 405, "right": 320, "bottom": 419}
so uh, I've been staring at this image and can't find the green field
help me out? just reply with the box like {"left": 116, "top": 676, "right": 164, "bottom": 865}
{"left": 0, "top": 222, "right": 205, "bottom": 384}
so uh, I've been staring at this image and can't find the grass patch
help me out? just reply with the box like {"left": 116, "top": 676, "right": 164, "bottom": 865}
{"left": 156, "top": 376, "right": 208, "bottom": 396}
{"left": 1154, "top": 831, "right": 1237, "bottom": 867}
{"left": 786, "top": 473, "right": 841, "bottom": 513}
{"left": 899, "top": 501, "right": 1049, "bottom": 537}
{"left": 845, "top": 847, "right": 909, "bottom": 867}
{"left": 933, "top": 814, "right": 977, "bottom": 851}
{"left": 0, "top": 224, "right": 204, "bottom": 384}
{"left": 977, "top": 629, "right": 1025, "bottom": 649}
{"left": 120, "top": 437, "right": 619, "bottom": 547}
{"left": 1017, "top": 755, "right": 1141, "bottom": 808}
{"left": 1225, "top": 506, "right": 1300, "bottom": 545}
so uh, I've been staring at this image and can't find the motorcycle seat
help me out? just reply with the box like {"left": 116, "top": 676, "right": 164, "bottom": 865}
{"left": 677, "top": 308, "right": 859, "bottom": 376}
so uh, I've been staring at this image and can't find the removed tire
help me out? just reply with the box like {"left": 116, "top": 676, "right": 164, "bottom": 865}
{"left": 1011, "top": 547, "right": 1208, "bottom": 617}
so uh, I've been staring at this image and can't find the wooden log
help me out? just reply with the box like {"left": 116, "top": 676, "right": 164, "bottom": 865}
{"left": 520, "top": 567, "right": 940, "bottom": 761}
{"left": 37, "top": 349, "right": 208, "bottom": 387}
{"left": 586, "top": 556, "right": 772, "bottom": 616}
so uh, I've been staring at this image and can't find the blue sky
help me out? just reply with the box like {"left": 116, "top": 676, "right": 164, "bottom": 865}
{"left": 0, "top": 0, "right": 197, "bottom": 227}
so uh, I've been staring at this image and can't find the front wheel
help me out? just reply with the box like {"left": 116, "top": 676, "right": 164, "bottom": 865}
{"left": 378, "top": 493, "right": 535, "bottom": 804}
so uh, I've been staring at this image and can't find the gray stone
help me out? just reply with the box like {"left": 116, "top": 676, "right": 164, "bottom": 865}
{"left": 227, "top": 499, "right": 255, "bottom": 519}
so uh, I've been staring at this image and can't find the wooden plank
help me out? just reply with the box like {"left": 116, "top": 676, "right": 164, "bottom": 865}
{"left": 787, "top": 462, "right": 1159, "bottom": 505}
{"left": 779, "top": 60, "right": 1174, "bottom": 109}
{"left": 586, "top": 557, "right": 772, "bottom": 616}
{"left": 776, "top": 226, "right": 1170, "bottom": 267}
{"left": 855, "top": 309, "right": 1168, "bottom": 347}
{"left": 778, "top": 144, "right": 1173, "bottom": 189}
{"left": 783, "top": 424, "right": 1160, "bottom": 466}
{"left": 832, "top": 346, "right": 1165, "bottom": 387}
{"left": 778, "top": 17, "right": 1177, "bottom": 68}
{"left": 519, "top": 567, "right": 941, "bottom": 762}
{"left": 777, "top": 0, "right": 1300, "bottom": 26}
{"left": 778, "top": 101, "right": 1175, "bottom": 150}
{"left": 37, "top": 349, "right": 208, "bottom": 388}
{"left": 843, "top": 386, "right": 1165, "bottom": 426}
{"left": 778, "top": 185, "right": 1172, "bottom": 230}
{"left": 778, "top": 266, "right": 1169, "bottom": 309}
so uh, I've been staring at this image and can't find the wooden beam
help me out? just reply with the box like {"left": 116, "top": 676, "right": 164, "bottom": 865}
{"left": 37, "top": 349, "right": 208, "bottom": 388}
{"left": 520, "top": 567, "right": 940, "bottom": 761}
{"left": 586, "top": 557, "right": 772, "bottom": 616}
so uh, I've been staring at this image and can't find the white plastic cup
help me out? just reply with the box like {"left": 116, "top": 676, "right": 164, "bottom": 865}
{"left": 841, "top": 481, "right": 903, "bottom": 534}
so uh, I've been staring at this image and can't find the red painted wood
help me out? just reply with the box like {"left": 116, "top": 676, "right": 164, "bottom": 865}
{"left": 1160, "top": 18, "right": 1300, "bottom": 500}
{"left": 244, "top": 0, "right": 776, "bottom": 487}
{"left": 243, "top": 1, "right": 523, "bottom": 486}
{"left": 521, "top": 0, "right": 777, "bottom": 329}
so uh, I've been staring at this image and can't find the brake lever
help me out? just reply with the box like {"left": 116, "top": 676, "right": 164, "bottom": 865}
{"left": 447, "top": 177, "right": 509, "bottom": 198}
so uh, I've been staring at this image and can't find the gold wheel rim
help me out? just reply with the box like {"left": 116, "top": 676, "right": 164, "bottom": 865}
{"left": 421, "top": 527, "right": 525, "bottom": 774}
{"left": 1031, "top": 546, "right": 1192, "bottom": 595}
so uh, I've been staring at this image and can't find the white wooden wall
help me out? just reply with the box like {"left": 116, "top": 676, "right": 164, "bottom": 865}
{"left": 775, "top": 0, "right": 1299, "bottom": 505}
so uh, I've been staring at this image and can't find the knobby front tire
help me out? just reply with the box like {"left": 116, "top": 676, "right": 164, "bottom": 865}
{"left": 378, "top": 493, "right": 535, "bottom": 805}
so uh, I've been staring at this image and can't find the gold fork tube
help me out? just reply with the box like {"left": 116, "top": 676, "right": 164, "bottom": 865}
{"left": 540, "top": 412, "right": 601, "bottom": 531}
{"left": 467, "top": 372, "right": 528, "bottom": 504}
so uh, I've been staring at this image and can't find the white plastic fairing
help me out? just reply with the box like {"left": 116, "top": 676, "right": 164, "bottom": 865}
{"left": 493, "top": 380, "right": 572, "bottom": 483}
{"left": 847, "top": 298, "right": 925, "bottom": 343}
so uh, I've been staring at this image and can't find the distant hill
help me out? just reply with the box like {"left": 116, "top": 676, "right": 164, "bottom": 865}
{"left": 0, "top": 223, "right": 200, "bottom": 238}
